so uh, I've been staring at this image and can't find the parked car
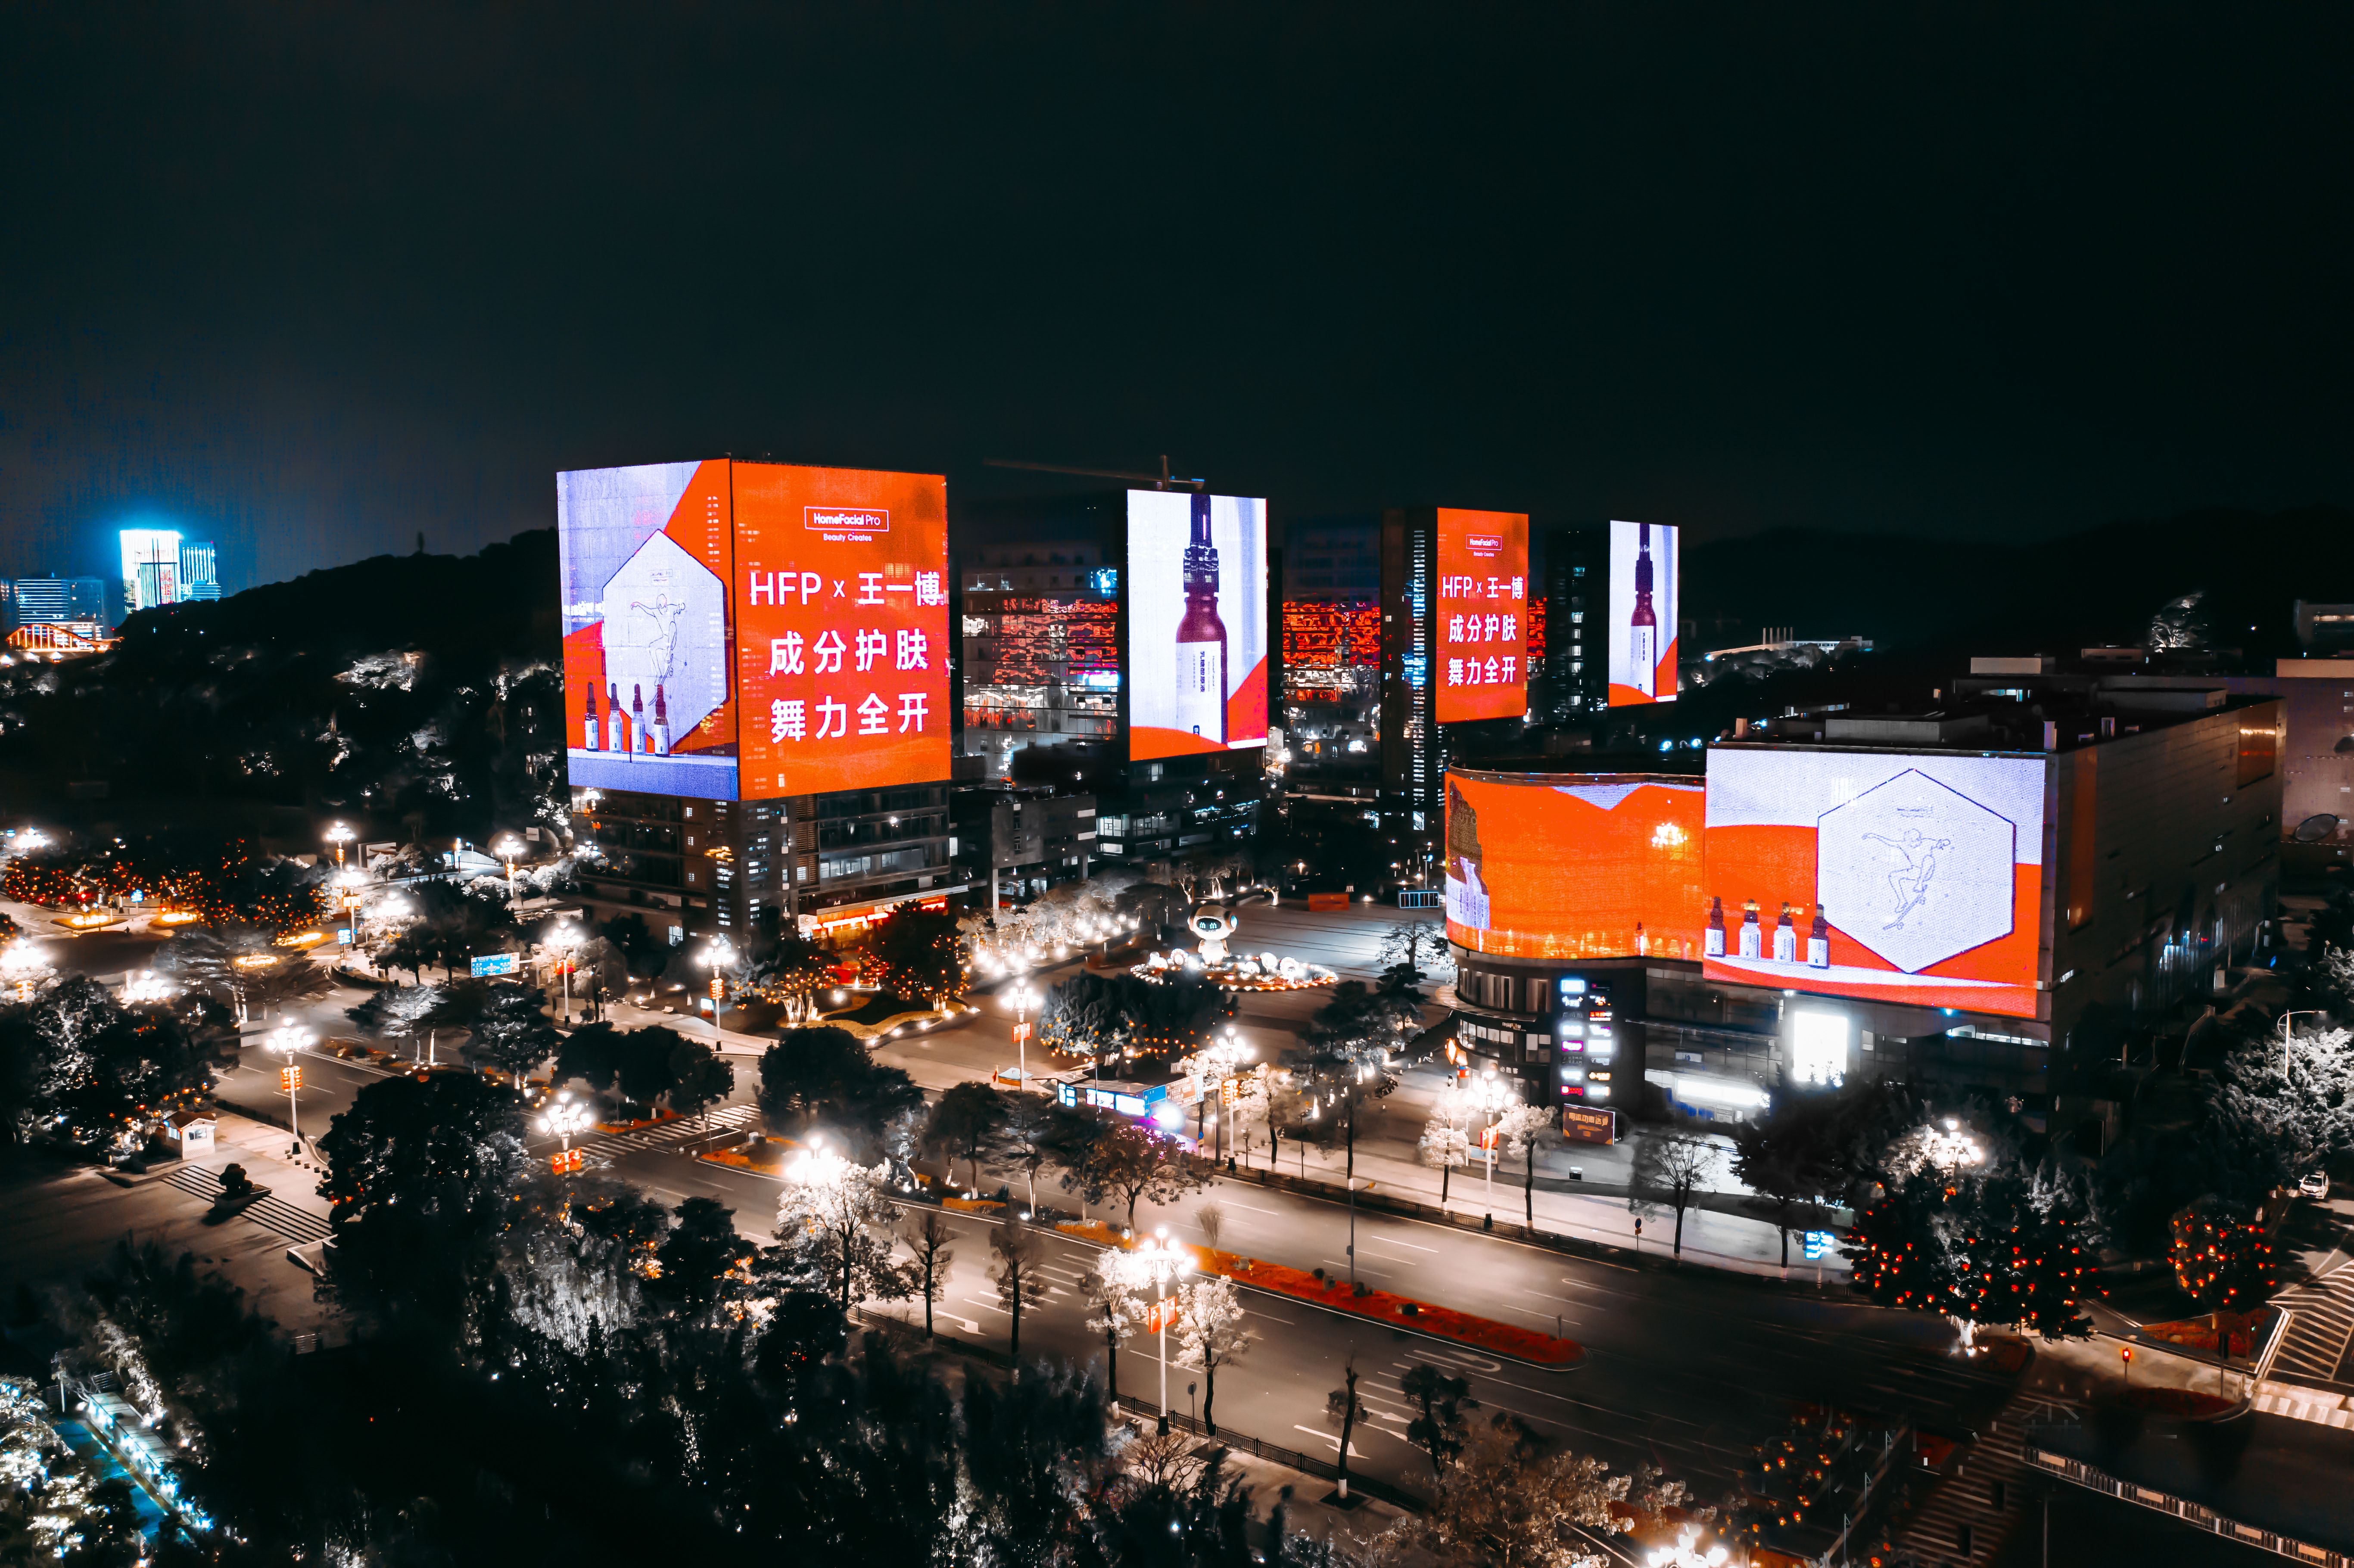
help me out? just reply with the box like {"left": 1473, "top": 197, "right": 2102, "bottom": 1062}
{"left": 2299, "top": 1171, "right": 2330, "bottom": 1200}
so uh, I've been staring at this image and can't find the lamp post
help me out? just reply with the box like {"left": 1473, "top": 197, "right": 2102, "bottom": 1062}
{"left": 538, "top": 1092, "right": 592, "bottom": 1153}
{"left": 548, "top": 924, "right": 581, "bottom": 1025}
{"left": 2281, "top": 1010, "right": 2326, "bottom": 1080}
{"left": 494, "top": 836, "right": 525, "bottom": 911}
{"left": 1927, "top": 1116, "right": 1983, "bottom": 1174}
{"left": 324, "top": 822, "right": 352, "bottom": 869}
{"left": 1132, "top": 1229, "right": 1192, "bottom": 1433}
{"left": 266, "top": 1025, "right": 313, "bottom": 1160}
{"left": 1473, "top": 1068, "right": 1512, "bottom": 1224}
{"left": 1007, "top": 977, "right": 1037, "bottom": 1094}
{"left": 1, "top": 941, "right": 44, "bottom": 1004}
{"left": 701, "top": 935, "right": 735, "bottom": 1043}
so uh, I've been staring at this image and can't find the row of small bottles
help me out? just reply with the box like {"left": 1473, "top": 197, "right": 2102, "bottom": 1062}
{"left": 582, "top": 681, "right": 670, "bottom": 756}
{"left": 1703, "top": 896, "right": 1831, "bottom": 967}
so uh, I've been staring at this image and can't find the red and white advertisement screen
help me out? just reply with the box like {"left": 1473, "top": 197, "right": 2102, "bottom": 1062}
{"left": 734, "top": 463, "right": 950, "bottom": 799}
{"left": 1700, "top": 750, "right": 2048, "bottom": 1018}
{"left": 1606, "top": 519, "right": 1678, "bottom": 706}
{"left": 1435, "top": 509, "right": 1529, "bottom": 724}
{"left": 1443, "top": 772, "right": 1704, "bottom": 960}
{"left": 1127, "top": 491, "right": 1268, "bottom": 761}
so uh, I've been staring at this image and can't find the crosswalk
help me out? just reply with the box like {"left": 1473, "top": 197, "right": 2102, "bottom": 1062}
{"left": 1891, "top": 1389, "right": 2079, "bottom": 1568}
{"left": 570, "top": 1104, "right": 762, "bottom": 1166}
{"left": 159, "top": 1165, "right": 334, "bottom": 1245}
{"left": 2268, "top": 1260, "right": 2354, "bottom": 1384}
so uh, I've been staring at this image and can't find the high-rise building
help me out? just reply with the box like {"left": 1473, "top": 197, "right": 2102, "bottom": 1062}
{"left": 179, "top": 541, "right": 221, "bottom": 601}
{"left": 1534, "top": 527, "right": 1606, "bottom": 719}
{"left": 3, "top": 576, "right": 112, "bottom": 634}
{"left": 119, "top": 529, "right": 183, "bottom": 613}
{"left": 1277, "top": 519, "right": 1380, "bottom": 802}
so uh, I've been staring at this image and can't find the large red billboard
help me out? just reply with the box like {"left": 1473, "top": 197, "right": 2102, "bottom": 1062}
{"left": 1127, "top": 491, "right": 1268, "bottom": 761}
{"left": 1700, "top": 749, "right": 2047, "bottom": 1018}
{"left": 559, "top": 460, "right": 948, "bottom": 800}
{"left": 1435, "top": 509, "right": 1529, "bottom": 725}
{"left": 1444, "top": 771, "right": 1705, "bottom": 960}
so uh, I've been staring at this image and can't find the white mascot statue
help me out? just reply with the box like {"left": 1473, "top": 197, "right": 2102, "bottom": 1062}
{"left": 1189, "top": 902, "right": 1239, "bottom": 967}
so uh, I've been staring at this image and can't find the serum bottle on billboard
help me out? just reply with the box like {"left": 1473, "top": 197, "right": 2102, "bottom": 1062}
{"left": 1635, "top": 921, "right": 1648, "bottom": 957}
{"left": 607, "top": 682, "right": 626, "bottom": 755}
{"left": 1627, "top": 522, "right": 1657, "bottom": 700}
{"left": 1703, "top": 896, "right": 1725, "bottom": 958}
{"left": 650, "top": 682, "right": 671, "bottom": 756}
{"left": 1772, "top": 902, "right": 1797, "bottom": 963}
{"left": 1174, "top": 492, "right": 1228, "bottom": 742}
{"left": 632, "top": 684, "right": 648, "bottom": 754}
{"left": 1809, "top": 905, "right": 1831, "bottom": 968}
{"left": 1738, "top": 899, "right": 1761, "bottom": 959}
{"left": 583, "top": 684, "right": 601, "bottom": 751}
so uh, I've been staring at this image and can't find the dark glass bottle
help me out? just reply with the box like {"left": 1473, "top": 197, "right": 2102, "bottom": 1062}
{"left": 1174, "top": 492, "right": 1227, "bottom": 741}
{"left": 1628, "top": 521, "right": 1657, "bottom": 699}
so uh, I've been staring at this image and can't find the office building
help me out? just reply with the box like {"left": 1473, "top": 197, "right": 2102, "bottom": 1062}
{"left": 180, "top": 541, "right": 222, "bottom": 601}
{"left": 1444, "top": 666, "right": 2285, "bottom": 1125}
{"left": 1277, "top": 518, "right": 1381, "bottom": 802}
{"left": 950, "top": 789, "right": 1099, "bottom": 909}
{"left": 120, "top": 529, "right": 182, "bottom": 612}
{"left": 953, "top": 489, "right": 1270, "bottom": 891}
{"left": 1532, "top": 526, "right": 1605, "bottom": 720}
{"left": 3, "top": 575, "right": 111, "bottom": 635}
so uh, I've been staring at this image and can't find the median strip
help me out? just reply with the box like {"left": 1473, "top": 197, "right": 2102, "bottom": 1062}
{"left": 1055, "top": 1221, "right": 1585, "bottom": 1368}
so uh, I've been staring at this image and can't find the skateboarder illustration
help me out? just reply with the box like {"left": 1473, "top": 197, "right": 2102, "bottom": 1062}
{"left": 629, "top": 591, "right": 689, "bottom": 684}
{"left": 1864, "top": 827, "right": 1951, "bottom": 930}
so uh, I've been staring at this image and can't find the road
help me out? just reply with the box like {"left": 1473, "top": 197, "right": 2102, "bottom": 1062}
{"left": 559, "top": 1111, "right": 2014, "bottom": 1504}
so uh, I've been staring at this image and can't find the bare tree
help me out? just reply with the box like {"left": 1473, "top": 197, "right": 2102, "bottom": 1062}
{"left": 1494, "top": 1103, "right": 1557, "bottom": 1228}
{"left": 1326, "top": 1356, "right": 1367, "bottom": 1500}
{"left": 1174, "top": 1276, "right": 1253, "bottom": 1435}
{"left": 1419, "top": 1112, "right": 1472, "bottom": 1204}
{"left": 989, "top": 1223, "right": 1051, "bottom": 1361}
{"left": 901, "top": 1210, "right": 955, "bottom": 1337}
{"left": 1627, "top": 1127, "right": 1719, "bottom": 1256}
{"left": 1194, "top": 1201, "right": 1226, "bottom": 1253}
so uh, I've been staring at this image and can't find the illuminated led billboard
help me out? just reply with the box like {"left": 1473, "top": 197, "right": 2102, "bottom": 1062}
{"left": 1700, "top": 749, "right": 2047, "bottom": 1018}
{"left": 1444, "top": 770, "right": 1705, "bottom": 960}
{"left": 1127, "top": 491, "right": 1267, "bottom": 760}
{"left": 559, "top": 460, "right": 949, "bottom": 800}
{"left": 1435, "top": 509, "right": 1529, "bottom": 724}
{"left": 1606, "top": 519, "right": 1678, "bottom": 706}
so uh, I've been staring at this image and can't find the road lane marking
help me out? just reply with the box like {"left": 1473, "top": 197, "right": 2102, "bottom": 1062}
{"left": 1359, "top": 1235, "right": 1438, "bottom": 1253}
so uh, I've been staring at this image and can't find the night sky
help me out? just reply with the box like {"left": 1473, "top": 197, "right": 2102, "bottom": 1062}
{"left": 4, "top": 5, "right": 2348, "bottom": 592}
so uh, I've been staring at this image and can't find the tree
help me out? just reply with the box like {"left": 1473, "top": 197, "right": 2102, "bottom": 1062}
{"left": 667, "top": 1042, "right": 735, "bottom": 1124}
{"left": 998, "top": 1094, "right": 1079, "bottom": 1213}
{"left": 926, "top": 1080, "right": 1007, "bottom": 1191}
{"left": 552, "top": 1017, "right": 626, "bottom": 1092}
{"left": 1843, "top": 1167, "right": 1958, "bottom": 1316}
{"left": 468, "top": 979, "right": 560, "bottom": 1080}
{"left": 1173, "top": 1275, "right": 1252, "bottom": 1435}
{"left": 1324, "top": 1358, "right": 1367, "bottom": 1500}
{"left": 1413, "top": 1414, "right": 1632, "bottom": 1568}
{"left": 1419, "top": 1112, "right": 1471, "bottom": 1203}
{"left": 1062, "top": 1116, "right": 1214, "bottom": 1230}
{"left": 1035, "top": 971, "right": 1124, "bottom": 1060}
{"left": 2204, "top": 1026, "right": 2354, "bottom": 1198}
{"left": 1293, "top": 978, "right": 1417, "bottom": 1183}
{"left": 1080, "top": 1250, "right": 1148, "bottom": 1400}
{"left": 1626, "top": 1126, "right": 1718, "bottom": 1255}
{"left": 346, "top": 981, "right": 444, "bottom": 1061}
{"left": 317, "top": 1070, "right": 527, "bottom": 1323}
{"left": 617, "top": 1024, "right": 694, "bottom": 1110}
{"left": 0, "top": 977, "right": 213, "bottom": 1148}
{"left": 1847, "top": 1162, "right": 2095, "bottom": 1346}
{"left": 645, "top": 1195, "right": 754, "bottom": 1320}
{"left": 1729, "top": 1085, "right": 1843, "bottom": 1270}
{"left": 989, "top": 1223, "right": 1051, "bottom": 1361}
{"left": 1495, "top": 1103, "right": 1556, "bottom": 1228}
{"left": 869, "top": 908, "right": 966, "bottom": 1006}
{"left": 757, "top": 1026, "right": 925, "bottom": 1160}
{"left": 2171, "top": 1196, "right": 2277, "bottom": 1317}
{"left": 1377, "top": 918, "right": 1452, "bottom": 983}
{"left": 775, "top": 1155, "right": 911, "bottom": 1316}
{"left": 1399, "top": 1362, "right": 1479, "bottom": 1476}
{"left": 901, "top": 1210, "right": 956, "bottom": 1337}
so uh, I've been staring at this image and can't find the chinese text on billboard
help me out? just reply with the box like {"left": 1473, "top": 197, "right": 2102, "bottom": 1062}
{"left": 559, "top": 460, "right": 949, "bottom": 800}
{"left": 1435, "top": 510, "right": 1529, "bottom": 724}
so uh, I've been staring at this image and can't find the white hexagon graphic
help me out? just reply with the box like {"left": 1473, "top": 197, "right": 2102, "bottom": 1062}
{"left": 1815, "top": 769, "right": 2015, "bottom": 974}
{"left": 600, "top": 532, "right": 727, "bottom": 755}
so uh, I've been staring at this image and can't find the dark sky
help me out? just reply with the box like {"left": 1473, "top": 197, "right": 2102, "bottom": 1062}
{"left": 4, "top": 4, "right": 2349, "bottom": 592}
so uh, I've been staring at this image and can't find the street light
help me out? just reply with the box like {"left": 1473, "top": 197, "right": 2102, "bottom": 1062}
{"left": 324, "top": 822, "right": 352, "bottom": 868}
{"left": 2, "top": 942, "right": 47, "bottom": 1004}
{"left": 701, "top": 935, "right": 735, "bottom": 1042}
{"left": 494, "top": 836, "right": 525, "bottom": 910}
{"left": 538, "top": 1092, "right": 592, "bottom": 1151}
{"left": 1007, "top": 979, "right": 1038, "bottom": 1095}
{"left": 1927, "top": 1117, "right": 1983, "bottom": 1173}
{"left": 1469, "top": 1068, "right": 1516, "bottom": 1224}
{"left": 548, "top": 924, "right": 582, "bottom": 1025}
{"left": 1132, "top": 1228, "right": 1193, "bottom": 1433}
{"left": 266, "top": 1025, "right": 313, "bottom": 1160}
{"left": 2281, "top": 1010, "right": 2326, "bottom": 1080}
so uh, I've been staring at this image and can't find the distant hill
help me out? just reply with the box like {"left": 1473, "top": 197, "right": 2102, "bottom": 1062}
{"left": 1681, "top": 505, "right": 2354, "bottom": 659}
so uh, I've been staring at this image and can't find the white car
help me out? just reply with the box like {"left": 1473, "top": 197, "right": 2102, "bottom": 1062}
{"left": 2299, "top": 1171, "right": 2331, "bottom": 1200}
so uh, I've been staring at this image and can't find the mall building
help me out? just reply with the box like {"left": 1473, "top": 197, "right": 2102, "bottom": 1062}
{"left": 1445, "top": 665, "right": 2286, "bottom": 1132}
